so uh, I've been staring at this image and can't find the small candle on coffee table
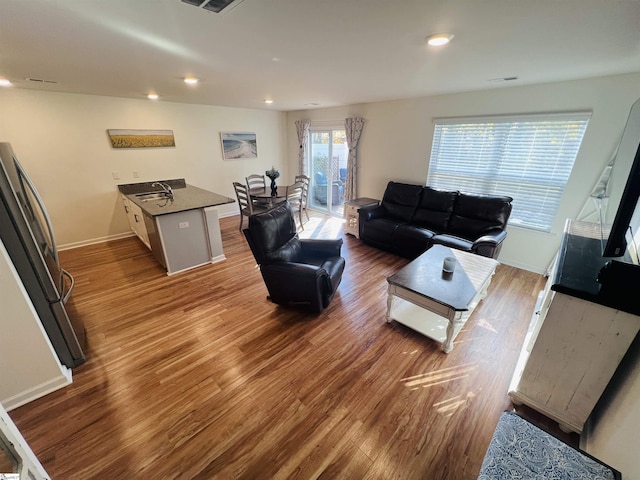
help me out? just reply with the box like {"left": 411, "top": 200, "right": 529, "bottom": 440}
{"left": 443, "top": 256, "right": 456, "bottom": 273}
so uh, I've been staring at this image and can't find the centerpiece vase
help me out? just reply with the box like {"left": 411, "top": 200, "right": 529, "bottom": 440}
{"left": 270, "top": 179, "right": 278, "bottom": 196}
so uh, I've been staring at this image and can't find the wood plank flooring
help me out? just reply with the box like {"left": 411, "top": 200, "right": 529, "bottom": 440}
{"left": 10, "top": 214, "right": 550, "bottom": 479}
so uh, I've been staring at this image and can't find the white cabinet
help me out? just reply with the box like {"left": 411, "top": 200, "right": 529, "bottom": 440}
{"left": 344, "top": 197, "right": 379, "bottom": 238}
{"left": 509, "top": 271, "right": 640, "bottom": 434}
{"left": 121, "top": 194, "right": 150, "bottom": 249}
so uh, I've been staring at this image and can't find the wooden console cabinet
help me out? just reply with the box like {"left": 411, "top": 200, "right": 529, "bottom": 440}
{"left": 344, "top": 197, "right": 378, "bottom": 238}
{"left": 509, "top": 220, "right": 640, "bottom": 434}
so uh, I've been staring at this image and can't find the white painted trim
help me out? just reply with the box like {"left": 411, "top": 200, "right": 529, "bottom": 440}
{"left": 58, "top": 231, "right": 134, "bottom": 251}
{"left": 2, "top": 373, "right": 71, "bottom": 411}
{"left": 211, "top": 254, "right": 226, "bottom": 264}
{"left": 0, "top": 404, "right": 50, "bottom": 479}
{"left": 165, "top": 260, "right": 212, "bottom": 276}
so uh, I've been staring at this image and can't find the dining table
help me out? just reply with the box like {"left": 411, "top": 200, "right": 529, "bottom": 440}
{"left": 249, "top": 187, "right": 286, "bottom": 207}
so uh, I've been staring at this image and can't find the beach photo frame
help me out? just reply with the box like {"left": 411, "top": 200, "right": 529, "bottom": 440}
{"left": 220, "top": 132, "right": 257, "bottom": 160}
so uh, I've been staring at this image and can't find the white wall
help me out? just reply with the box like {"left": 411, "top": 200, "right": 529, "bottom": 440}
{"left": 0, "top": 89, "right": 287, "bottom": 248}
{"left": 287, "top": 73, "right": 640, "bottom": 273}
{"left": 584, "top": 340, "right": 640, "bottom": 479}
{"left": 0, "top": 239, "right": 71, "bottom": 410}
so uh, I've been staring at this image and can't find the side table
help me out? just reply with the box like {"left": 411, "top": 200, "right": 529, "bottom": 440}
{"left": 344, "top": 197, "right": 379, "bottom": 238}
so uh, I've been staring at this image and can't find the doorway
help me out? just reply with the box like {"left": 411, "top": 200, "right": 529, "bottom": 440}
{"left": 308, "top": 129, "right": 347, "bottom": 216}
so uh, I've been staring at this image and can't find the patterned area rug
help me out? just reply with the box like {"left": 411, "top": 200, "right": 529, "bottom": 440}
{"left": 478, "top": 411, "right": 620, "bottom": 479}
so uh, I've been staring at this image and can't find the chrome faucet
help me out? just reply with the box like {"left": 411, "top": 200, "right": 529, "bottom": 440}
{"left": 152, "top": 181, "right": 174, "bottom": 199}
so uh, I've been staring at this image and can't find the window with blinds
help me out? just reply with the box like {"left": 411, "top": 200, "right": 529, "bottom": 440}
{"left": 427, "top": 113, "right": 591, "bottom": 231}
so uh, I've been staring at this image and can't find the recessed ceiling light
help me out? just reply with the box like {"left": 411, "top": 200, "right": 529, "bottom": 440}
{"left": 147, "top": 93, "right": 159, "bottom": 100}
{"left": 426, "top": 33, "right": 454, "bottom": 46}
{"left": 184, "top": 77, "right": 199, "bottom": 85}
{"left": 264, "top": 99, "right": 274, "bottom": 104}
{"left": 0, "top": 78, "right": 12, "bottom": 87}
{"left": 488, "top": 76, "right": 519, "bottom": 82}
{"left": 25, "top": 77, "right": 58, "bottom": 84}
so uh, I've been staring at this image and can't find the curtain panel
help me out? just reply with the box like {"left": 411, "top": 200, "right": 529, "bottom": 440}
{"left": 295, "top": 120, "right": 310, "bottom": 175}
{"left": 344, "top": 117, "right": 365, "bottom": 201}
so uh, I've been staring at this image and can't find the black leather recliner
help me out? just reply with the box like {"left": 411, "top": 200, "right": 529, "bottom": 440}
{"left": 243, "top": 202, "right": 346, "bottom": 312}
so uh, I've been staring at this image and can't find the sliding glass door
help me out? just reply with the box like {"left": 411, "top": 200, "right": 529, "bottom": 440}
{"left": 308, "top": 129, "right": 347, "bottom": 216}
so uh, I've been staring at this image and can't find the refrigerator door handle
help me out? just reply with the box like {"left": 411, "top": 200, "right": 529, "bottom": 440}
{"left": 15, "top": 158, "right": 60, "bottom": 267}
{"left": 61, "top": 268, "right": 75, "bottom": 304}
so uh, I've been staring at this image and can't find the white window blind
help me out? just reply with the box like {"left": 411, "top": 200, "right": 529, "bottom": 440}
{"left": 427, "top": 113, "right": 591, "bottom": 231}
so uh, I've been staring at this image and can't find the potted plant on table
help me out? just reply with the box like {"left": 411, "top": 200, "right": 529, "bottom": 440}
{"left": 266, "top": 167, "right": 280, "bottom": 197}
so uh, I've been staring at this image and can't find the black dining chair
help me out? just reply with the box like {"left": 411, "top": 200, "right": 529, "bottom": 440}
{"left": 233, "top": 181, "right": 269, "bottom": 230}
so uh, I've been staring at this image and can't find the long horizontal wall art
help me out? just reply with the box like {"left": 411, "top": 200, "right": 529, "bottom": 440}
{"left": 107, "top": 129, "right": 176, "bottom": 148}
{"left": 221, "top": 132, "right": 257, "bottom": 160}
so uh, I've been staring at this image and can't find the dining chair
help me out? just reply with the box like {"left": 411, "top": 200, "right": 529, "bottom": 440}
{"left": 294, "top": 174, "right": 310, "bottom": 223}
{"left": 285, "top": 180, "right": 306, "bottom": 230}
{"left": 246, "top": 174, "right": 266, "bottom": 191}
{"left": 246, "top": 174, "right": 268, "bottom": 206}
{"left": 233, "top": 181, "right": 269, "bottom": 230}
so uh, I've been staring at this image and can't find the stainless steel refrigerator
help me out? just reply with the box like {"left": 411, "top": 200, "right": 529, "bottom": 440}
{"left": 0, "top": 142, "right": 85, "bottom": 368}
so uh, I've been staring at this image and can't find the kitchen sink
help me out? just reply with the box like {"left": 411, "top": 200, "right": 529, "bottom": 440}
{"left": 135, "top": 191, "right": 172, "bottom": 202}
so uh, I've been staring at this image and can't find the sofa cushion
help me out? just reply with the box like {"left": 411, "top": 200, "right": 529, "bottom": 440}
{"left": 360, "top": 217, "right": 403, "bottom": 247}
{"left": 412, "top": 187, "right": 458, "bottom": 231}
{"left": 381, "top": 181, "right": 423, "bottom": 222}
{"left": 393, "top": 224, "right": 435, "bottom": 258}
{"left": 448, "top": 193, "right": 513, "bottom": 239}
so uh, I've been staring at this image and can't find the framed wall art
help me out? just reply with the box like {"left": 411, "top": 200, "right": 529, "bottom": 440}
{"left": 107, "top": 129, "right": 176, "bottom": 148}
{"left": 220, "top": 132, "right": 257, "bottom": 160}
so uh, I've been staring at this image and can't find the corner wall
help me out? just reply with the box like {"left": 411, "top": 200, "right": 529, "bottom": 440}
{"left": 287, "top": 73, "right": 640, "bottom": 273}
{"left": 0, "top": 239, "right": 70, "bottom": 410}
{"left": 0, "top": 89, "right": 287, "bottom": 248}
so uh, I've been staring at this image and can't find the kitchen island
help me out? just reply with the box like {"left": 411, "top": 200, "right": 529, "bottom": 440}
{"left": 118, "top": 179, "right": 235, "bottom": 275}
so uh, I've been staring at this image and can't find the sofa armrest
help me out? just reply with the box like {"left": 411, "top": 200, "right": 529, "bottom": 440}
{"left": 300, "top": 238, "right": 343, "bottom": 258}
{"left": 359, "top": 204, "right": 386, "bottom": 221}
{"left": 471, "top": 230, "right": 508, "bottom": 258}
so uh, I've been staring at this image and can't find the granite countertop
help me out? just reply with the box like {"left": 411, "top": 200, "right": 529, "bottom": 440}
{"left": 118, "top": 179, "right": 235, "bottom": 216}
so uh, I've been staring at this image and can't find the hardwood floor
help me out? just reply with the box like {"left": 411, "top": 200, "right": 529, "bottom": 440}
{"left": 10, "top": 214, "right": 549, "bottom": 479}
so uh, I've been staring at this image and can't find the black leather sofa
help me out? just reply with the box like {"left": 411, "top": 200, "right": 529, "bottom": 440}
{"left": 359, "top": 181, "right": 513, "bottom": 259}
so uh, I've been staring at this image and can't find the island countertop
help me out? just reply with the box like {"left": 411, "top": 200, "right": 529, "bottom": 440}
{"left": 118, "top": 179, "right": 235, "bottom": 217}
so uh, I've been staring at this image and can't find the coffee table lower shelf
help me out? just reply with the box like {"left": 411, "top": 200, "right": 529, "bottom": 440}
{"left": 385, "top": 245, "right": 498, "bottom": 353}
{"left": 386, "top": 286, "right": 480, "bottom": 353}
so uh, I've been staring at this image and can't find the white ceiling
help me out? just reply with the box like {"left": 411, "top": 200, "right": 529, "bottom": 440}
{"left": 1, "top": 0, "right": 639, "bottom": 112}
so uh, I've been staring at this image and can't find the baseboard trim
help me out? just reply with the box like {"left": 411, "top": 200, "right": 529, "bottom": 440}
{"left": 58, "top": 232, "right": 135, "bottom": 251}
{"left": 2, "top": 372, "right": 72, "bottom": 411}
{"left": 59, "top": 212, "right": 238, "bottom": 251}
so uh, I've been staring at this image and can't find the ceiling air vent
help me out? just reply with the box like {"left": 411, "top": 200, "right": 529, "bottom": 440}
{"left": 181, "top": 0, "right": 245, "bottom": 14}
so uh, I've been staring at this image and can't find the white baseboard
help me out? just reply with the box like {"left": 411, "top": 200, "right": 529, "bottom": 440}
{"left": 498, "top": 257, "right": 546, "bottom": 275}
{"left": 2, "top": 372, "right": 71, "bottom": 411}
{"left": 59, "top": 212, "right": 239, "bottom": 252}
{"left": 59, "top": 232, "right": 135, "bottom": 251}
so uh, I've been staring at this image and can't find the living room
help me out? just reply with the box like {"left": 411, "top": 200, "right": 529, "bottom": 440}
{"left": 1, "top": 1, "right": 640, "bottom": 478}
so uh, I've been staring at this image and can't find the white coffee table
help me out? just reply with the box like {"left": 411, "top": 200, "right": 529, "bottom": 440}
{"left": 386, "top": 245, "right": 499, "bottom": 353}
